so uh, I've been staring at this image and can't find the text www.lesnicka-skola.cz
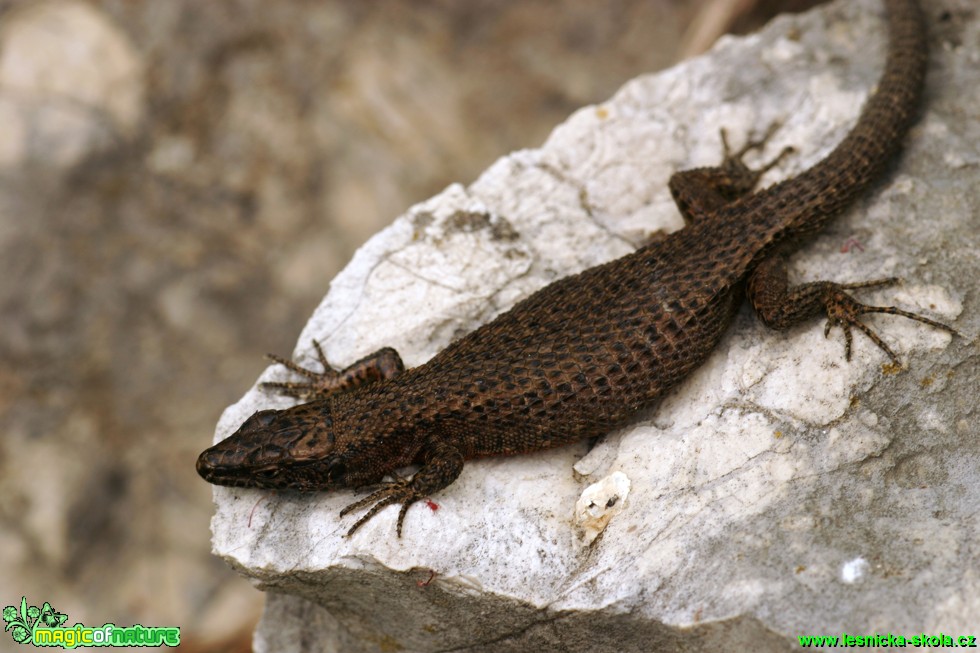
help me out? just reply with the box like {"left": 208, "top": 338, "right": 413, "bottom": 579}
{"left": 799, "top": 632, "right": 976, "bottom": 648}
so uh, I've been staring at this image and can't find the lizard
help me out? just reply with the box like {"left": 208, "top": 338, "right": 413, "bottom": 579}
{"left": 197, "top": 0, "right": 957, "bottom": 538}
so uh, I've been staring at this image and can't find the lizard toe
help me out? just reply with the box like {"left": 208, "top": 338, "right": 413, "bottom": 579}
{"left": 340, "top": 479, "right": 422, "bottom": 538}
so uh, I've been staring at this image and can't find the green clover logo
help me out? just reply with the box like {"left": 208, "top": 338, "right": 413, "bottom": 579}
{"left": 10, "top": 625, "right": 29, "bottom": 644}
{"left": 1, "top": 605, "right": 17, "bottom": 624}
{"left": 3, "top": 597, "right": 68, "bottom": 645}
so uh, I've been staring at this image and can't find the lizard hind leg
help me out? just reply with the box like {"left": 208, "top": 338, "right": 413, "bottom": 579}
{"left": 748, "top": 255, "right": 958, "bottom": 365}
{"left": 669, "top": 122, "right": 795, "bottom": 223}
{"left": 260, "top": 339, "right": 405, "bottom": 401}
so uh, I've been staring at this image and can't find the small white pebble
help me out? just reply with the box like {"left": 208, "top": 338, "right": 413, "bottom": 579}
{"left": 841, "top": 557, "right": 870, "bottom": 584}
{"left": 575, "top": 471, "right": 631, "bottom": 545}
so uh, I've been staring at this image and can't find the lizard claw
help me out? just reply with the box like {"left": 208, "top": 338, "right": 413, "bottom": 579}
{"left": 261, "top": 339, "right": 341, "bottom": 400}
{"left": 338, "top": 442, "right": 463, "bottom": 538}
{"left": 721, "top": 123, "right": 795, "bottom": 170}
{"left": 340, "top": 479, "right": 421, "bottom": 538}
{"left": 717, "top": 124, "right": 795, "bottom": 194}
{"left": 721, "top": 122, "right": 777, "bottom": 159}
{"left": 261, "top": 341, "right": 405, "bottom": 401}
{"left": 820, "top": 279, "right": 958, "bottom": 364}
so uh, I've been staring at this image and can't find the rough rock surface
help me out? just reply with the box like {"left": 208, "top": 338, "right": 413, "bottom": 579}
{"left": 206, "top": 0, "right": 979, "bottom": 650}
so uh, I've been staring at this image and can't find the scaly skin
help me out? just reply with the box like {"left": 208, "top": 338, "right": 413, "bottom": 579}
{"left": 198, "top": 0, "right": 956, "bottom": 537}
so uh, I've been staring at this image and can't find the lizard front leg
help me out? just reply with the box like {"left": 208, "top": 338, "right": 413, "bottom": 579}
{"left": 340, "top": 441, "right": 464, "bottom": 538}
{"left": 261, "top": 339, "right": 405, "bottom": 401}
{"left": 747, "top": 254, "right": 958, "bottom": 364}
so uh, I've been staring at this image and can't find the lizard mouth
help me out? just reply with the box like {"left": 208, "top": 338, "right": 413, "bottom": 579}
{"left": 195, "top": 448, "right": 231, "bottom": 484}
{"left": 194, "top": 447, "right": 267, "bottom": 487}
{"left": 196, "top": 446, "right": 324, "bottom": 490}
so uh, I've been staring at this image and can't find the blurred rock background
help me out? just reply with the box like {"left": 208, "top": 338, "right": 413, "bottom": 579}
{"left": 0, "top": 0, "right": 821, "bottom": 649}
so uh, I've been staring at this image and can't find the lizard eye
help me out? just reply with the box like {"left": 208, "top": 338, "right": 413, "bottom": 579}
{"left": 253, "top": 410, "right": 278, "bottom": 427}
{"left": 254, "top": 468, "right": 280, "bottom": 480}
{"left": 242, "top": 409, "right": 278, "bottom": 431}
{"left": 326, "top": 460, "right": 346, "bottom": 483}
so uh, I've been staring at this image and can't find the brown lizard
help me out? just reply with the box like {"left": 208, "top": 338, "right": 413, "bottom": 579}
{"left": 197, "top": 0, "right": 956, "bottom": 537}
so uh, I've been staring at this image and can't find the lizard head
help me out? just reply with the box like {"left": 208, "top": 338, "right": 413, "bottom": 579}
{"left": 196, "top": 400, "right": 377, "bottom": 491}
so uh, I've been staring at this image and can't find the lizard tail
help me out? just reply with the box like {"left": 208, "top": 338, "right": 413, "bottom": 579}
{"left": 759, "top": 0, "right": 927, "bottom": 237}
{"left": 810, "top": 0, "right": 926, "bottom": 204}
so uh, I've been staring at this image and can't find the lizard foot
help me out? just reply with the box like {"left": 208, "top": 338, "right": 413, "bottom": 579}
{"left": 340, "top": 477, "right": 421, "bottom": 538}
{"left": 261, "top": 340, "right": 404, "bottom": 401}
{"left": 820, "top": 277, "right": 958, "bottom": 364}
{"left": 720, "top": 123, "right": 795, "bottom": 182}
{"left": 668, "top": 122, "right": 795, "bottom": 217}
{"left": 719, "top": 122, "right": 796, "bottom": 171}
{"left": 339, "top": 442, "right": 464, "bottom": 538}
